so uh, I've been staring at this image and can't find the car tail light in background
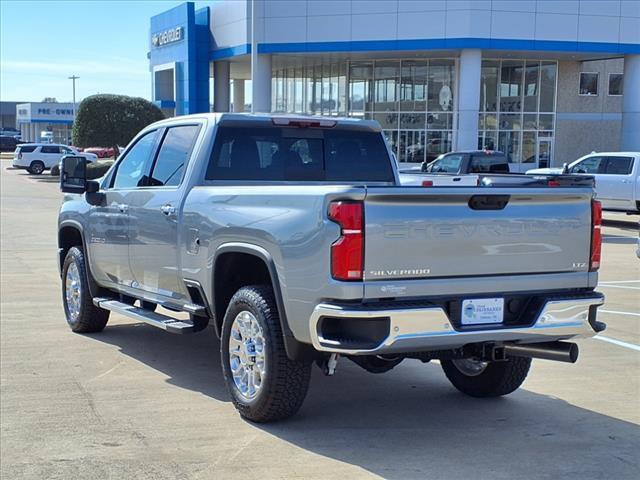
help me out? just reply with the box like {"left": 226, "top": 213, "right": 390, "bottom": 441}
{"left": 421, "top": 180, "right": 434, "bottom": 187}
{"left": 328, "top": 201, "right": 363, "bottom": 281}
{"left": 590, "top": 199, "right": 602, "bottom": 271}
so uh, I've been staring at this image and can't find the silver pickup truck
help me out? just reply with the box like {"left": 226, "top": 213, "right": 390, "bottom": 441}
{"left": 58, "top": 113, "right": 605, "bottom": 422}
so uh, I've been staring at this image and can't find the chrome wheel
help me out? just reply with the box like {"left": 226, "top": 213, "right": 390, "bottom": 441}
{"left": 65, "top": 262, "right": 82, "bottom": 321}
{"left": 452, "top": 358, "right": 488, "bottom": 377}
{"left": 228, "top": 310, "right": 266, "bottom": 400}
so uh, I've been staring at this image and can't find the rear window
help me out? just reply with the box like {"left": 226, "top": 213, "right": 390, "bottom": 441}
{"left": 17, "top": 145, "right": 37, "bottom": 153}
{"left": 206, "top": 126, "right": 394, "bottom": 182}
{"left": 469, "top": 154, "right": 509, "bottom": 173}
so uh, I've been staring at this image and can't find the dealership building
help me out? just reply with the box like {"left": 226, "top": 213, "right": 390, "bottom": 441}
{"left": 148, "top": 0, "right": 640, "bottom": 169}
{"left": 15, "top": 102, "right": 75, "bottom": 144}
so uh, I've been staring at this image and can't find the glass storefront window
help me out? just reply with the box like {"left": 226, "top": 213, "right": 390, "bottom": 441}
{"left": 426, "top": 131, "right": 452, "bottom": 161}
{"left": 322, "top": 64, "right": 331, "bottom": 114}
{"left": 500, "top": 60, "right": 523, "bottom": 112}
{"left": 400, "top": 112, "right": 425, "bottom": 129}
{"left": 498, "top": 113, "right": 522, "bottom": 130}
{"left": 349, "top": 62, "right": 373, "bottom": 114}
{"left": 338, "top": 63, "right": 347, "bottom": 115}
{"left": 294, "top": 67, "right": 303, "bottom": 113}
{"left": 524, "top": 61, "right": 539, "bottom": 112}
{"left": 540, "top": 61, "right": 556, "bottom": 112}
{"left": 374, "top": 61, "right": 399, "bottom": 111}
{"left": 479, "top": 59, "right": 557, "bottom": 166}
{"left": 400, "top": 61, "right": 428, "bottom": 111}
{"left": 273, "top": 58, "right": 456, "bottom": 164}
{"left": 522, "top": 131, "right": 537, "bottom": 164}
{"left": 498, "top": 131, "right": 521, "bottom": 163}
{"left": 428, "top": 60, "right": 454, "bottom": 112}
{"left": 480, "top": 60, "right": 499, "bottom": 112}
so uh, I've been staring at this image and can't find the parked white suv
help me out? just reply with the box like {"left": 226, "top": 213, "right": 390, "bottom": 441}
{"left": 12, "top": 144, "right": 98, "bottom": 175}
{"left": 527, "top": 152, "right": 640, "bottom": 214}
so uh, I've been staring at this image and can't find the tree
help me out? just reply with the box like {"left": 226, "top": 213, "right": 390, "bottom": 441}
{"left": 72, "top": 94, "right": 164, "bottom": 153}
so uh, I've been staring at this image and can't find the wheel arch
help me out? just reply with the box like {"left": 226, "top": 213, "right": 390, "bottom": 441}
{"left": 58, "top": 221, "right": 105, "bottom": 298}
{"left": 212, "top": 243, "right": 316, "bottom": 363}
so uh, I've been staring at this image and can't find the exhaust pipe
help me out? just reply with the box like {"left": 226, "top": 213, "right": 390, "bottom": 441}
{"left": 503, "top": 341, "right": 579, "bottom": 364}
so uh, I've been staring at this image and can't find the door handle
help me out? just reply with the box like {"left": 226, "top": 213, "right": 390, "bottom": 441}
{"left": 160, "top": 204, "right": 176, "bottom": 215}
{"left": 117, "top": 203, "right": 128, "bottom": 213}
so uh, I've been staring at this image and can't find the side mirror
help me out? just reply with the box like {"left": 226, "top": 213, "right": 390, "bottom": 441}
{"left": 60, "top": 155, "right": 87, "bottom": 193}
{"left": 562, "top": 162, "right": 569, "bottom": 174}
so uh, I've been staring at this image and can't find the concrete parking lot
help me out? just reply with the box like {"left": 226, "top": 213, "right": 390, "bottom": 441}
{"left": 1, "top": 161, "right": 638, "bottom": 479}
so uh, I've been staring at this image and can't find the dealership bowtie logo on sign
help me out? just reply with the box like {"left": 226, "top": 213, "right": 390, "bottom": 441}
{"left": 152, "top": 26, "right": 183, "bottom": 47}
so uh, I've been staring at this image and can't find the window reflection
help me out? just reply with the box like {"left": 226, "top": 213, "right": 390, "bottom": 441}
{"left": 271, "top": 58, "right": 459, "bottom": 164}
{"left": 478, "top": 59, "right": 557, "bottom": 166}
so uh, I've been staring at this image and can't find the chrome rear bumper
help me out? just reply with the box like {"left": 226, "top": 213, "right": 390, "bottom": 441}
{"left": 309, "top": 294, "right": 605, "bottom": 355}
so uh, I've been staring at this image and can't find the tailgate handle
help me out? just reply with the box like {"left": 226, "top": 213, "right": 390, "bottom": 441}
{"left": 468, "top": 195, "right": 510, "bottom": 210}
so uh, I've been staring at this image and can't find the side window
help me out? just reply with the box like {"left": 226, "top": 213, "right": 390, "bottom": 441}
{"left": 149, "top": 125, "right": 201, "bottom": 187}
{"left": 41, "top": 146, "right": 61, "bottom": 154}
{"left": 112, "top": 131, "right": 158, "bottom": 189}
{"left": 604, "top": 156, "right": 633, "bottom": 175}
{"left": 434, "top": 154, "right": 463, "bottom": 173}
{"left": 570, "top": 156, "right": 604, "bottom": 174}
{"left": 61, "top": 147, "right": 73, "bottom": 154}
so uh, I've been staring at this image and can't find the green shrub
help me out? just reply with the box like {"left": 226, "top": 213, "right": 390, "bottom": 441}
{"left": 72, "top": 94, "right": 164, "bottom": 152}
{"left": 50, "top": 160, "right": 113, "bottom": 179}
{"left": 87, "top": 161, "right": 114, "bottom": 179}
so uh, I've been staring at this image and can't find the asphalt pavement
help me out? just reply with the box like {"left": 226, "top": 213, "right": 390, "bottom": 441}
{"left": 1, "top": 162, "right": 638, "bottom": 479}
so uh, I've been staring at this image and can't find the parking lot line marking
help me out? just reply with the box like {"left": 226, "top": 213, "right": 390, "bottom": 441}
{"left": 597, "top": 285, "right": 640, "bottom": 290}
{"left": 599, "top": 280, "right": 640, "bottom": 284}
{"left": 594, "top": 335, "right": 640, "bottom": 352}
{"left": 600, "top": 309, "right": 640, "bottom": 317}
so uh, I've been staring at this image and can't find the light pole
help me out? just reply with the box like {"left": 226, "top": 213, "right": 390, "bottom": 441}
{"left": 68, "top": 75, "right": 79, "bottom": 145}
{"left": 68, "top": 75, "right": 79, "bottom": 115}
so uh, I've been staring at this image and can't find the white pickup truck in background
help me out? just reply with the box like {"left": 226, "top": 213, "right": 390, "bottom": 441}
{"left": 527, "top": 152, "right": 640, "bottom": 214}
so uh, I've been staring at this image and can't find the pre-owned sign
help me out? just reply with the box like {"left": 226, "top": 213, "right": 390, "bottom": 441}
{"left": 152, "top": 26, "right": 183, "bottom": 47}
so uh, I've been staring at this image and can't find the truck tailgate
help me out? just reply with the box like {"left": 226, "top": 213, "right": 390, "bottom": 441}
{"left": 363, "top": 187, "right": 593, "bottom": 284}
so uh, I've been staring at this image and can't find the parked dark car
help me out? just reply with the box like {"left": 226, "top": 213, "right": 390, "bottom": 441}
{"left": 0, "top": 135, "right": 23, "bottom": 152}
{"left": 421, "top": 150, "right": 510, "bottom": 174}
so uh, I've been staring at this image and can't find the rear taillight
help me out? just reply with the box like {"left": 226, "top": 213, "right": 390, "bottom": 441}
{"left": 590, "top": 199, "right": 602, "bottom": 271}
{"left": 328, "top": 201, "right": 364, "bottom": 281}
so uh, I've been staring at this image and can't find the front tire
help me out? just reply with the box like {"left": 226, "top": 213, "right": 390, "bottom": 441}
{"left": 441, "top": 356, "right": 531, "bottom": 397}
{"left": 221, "top": 285, "right": 311, "bottom": 423}
{"left": 62, "top": 247, "right": 110, "bottom": 333}
{"left": 28, "top": 160, "right": 45, "bottom": 175}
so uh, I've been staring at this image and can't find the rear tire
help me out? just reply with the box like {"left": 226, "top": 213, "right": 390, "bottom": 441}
{"left": 441, "top": 356, "right": 531, "bottom": 397}
{"left": 62, "top": 247, "right": 110, "bottom": 333}
{"left": 28, "top": 160, "right": 45, "bottom": 175}
{"left": 221, "top": 285, "right": 311, "bottom": 423}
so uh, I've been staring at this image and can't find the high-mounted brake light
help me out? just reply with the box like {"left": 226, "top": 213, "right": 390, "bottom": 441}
{"left": 328, "top": 201, "right": 363, "bottom": 281}
{"left": 272, "top": 117, "right": 337, "bottom": 128}
{"left": 590, "top": 199, "right": 602, "bottom": 271}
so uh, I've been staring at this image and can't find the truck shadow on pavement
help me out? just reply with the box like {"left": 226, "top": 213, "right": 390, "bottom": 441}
{"left": 94, "top": 323, "right": 640, "bottom": 479}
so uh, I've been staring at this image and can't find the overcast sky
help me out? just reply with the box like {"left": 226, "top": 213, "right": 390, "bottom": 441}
{"left": 0, "top": 1, "right": 206, "bottom": 103}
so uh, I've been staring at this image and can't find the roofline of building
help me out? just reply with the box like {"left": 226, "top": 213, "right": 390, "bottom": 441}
{"left": 210, "top": 37, "right": 640, "bottom": 60}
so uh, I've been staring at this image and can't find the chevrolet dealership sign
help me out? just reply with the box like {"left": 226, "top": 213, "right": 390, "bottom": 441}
{"left": 152, "top": 26, "right": 183, "bottom": 47}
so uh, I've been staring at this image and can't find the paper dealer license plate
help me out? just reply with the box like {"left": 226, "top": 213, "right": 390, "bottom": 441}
{"left": 461, "top": 298, "right": 504, "bottom": 325}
